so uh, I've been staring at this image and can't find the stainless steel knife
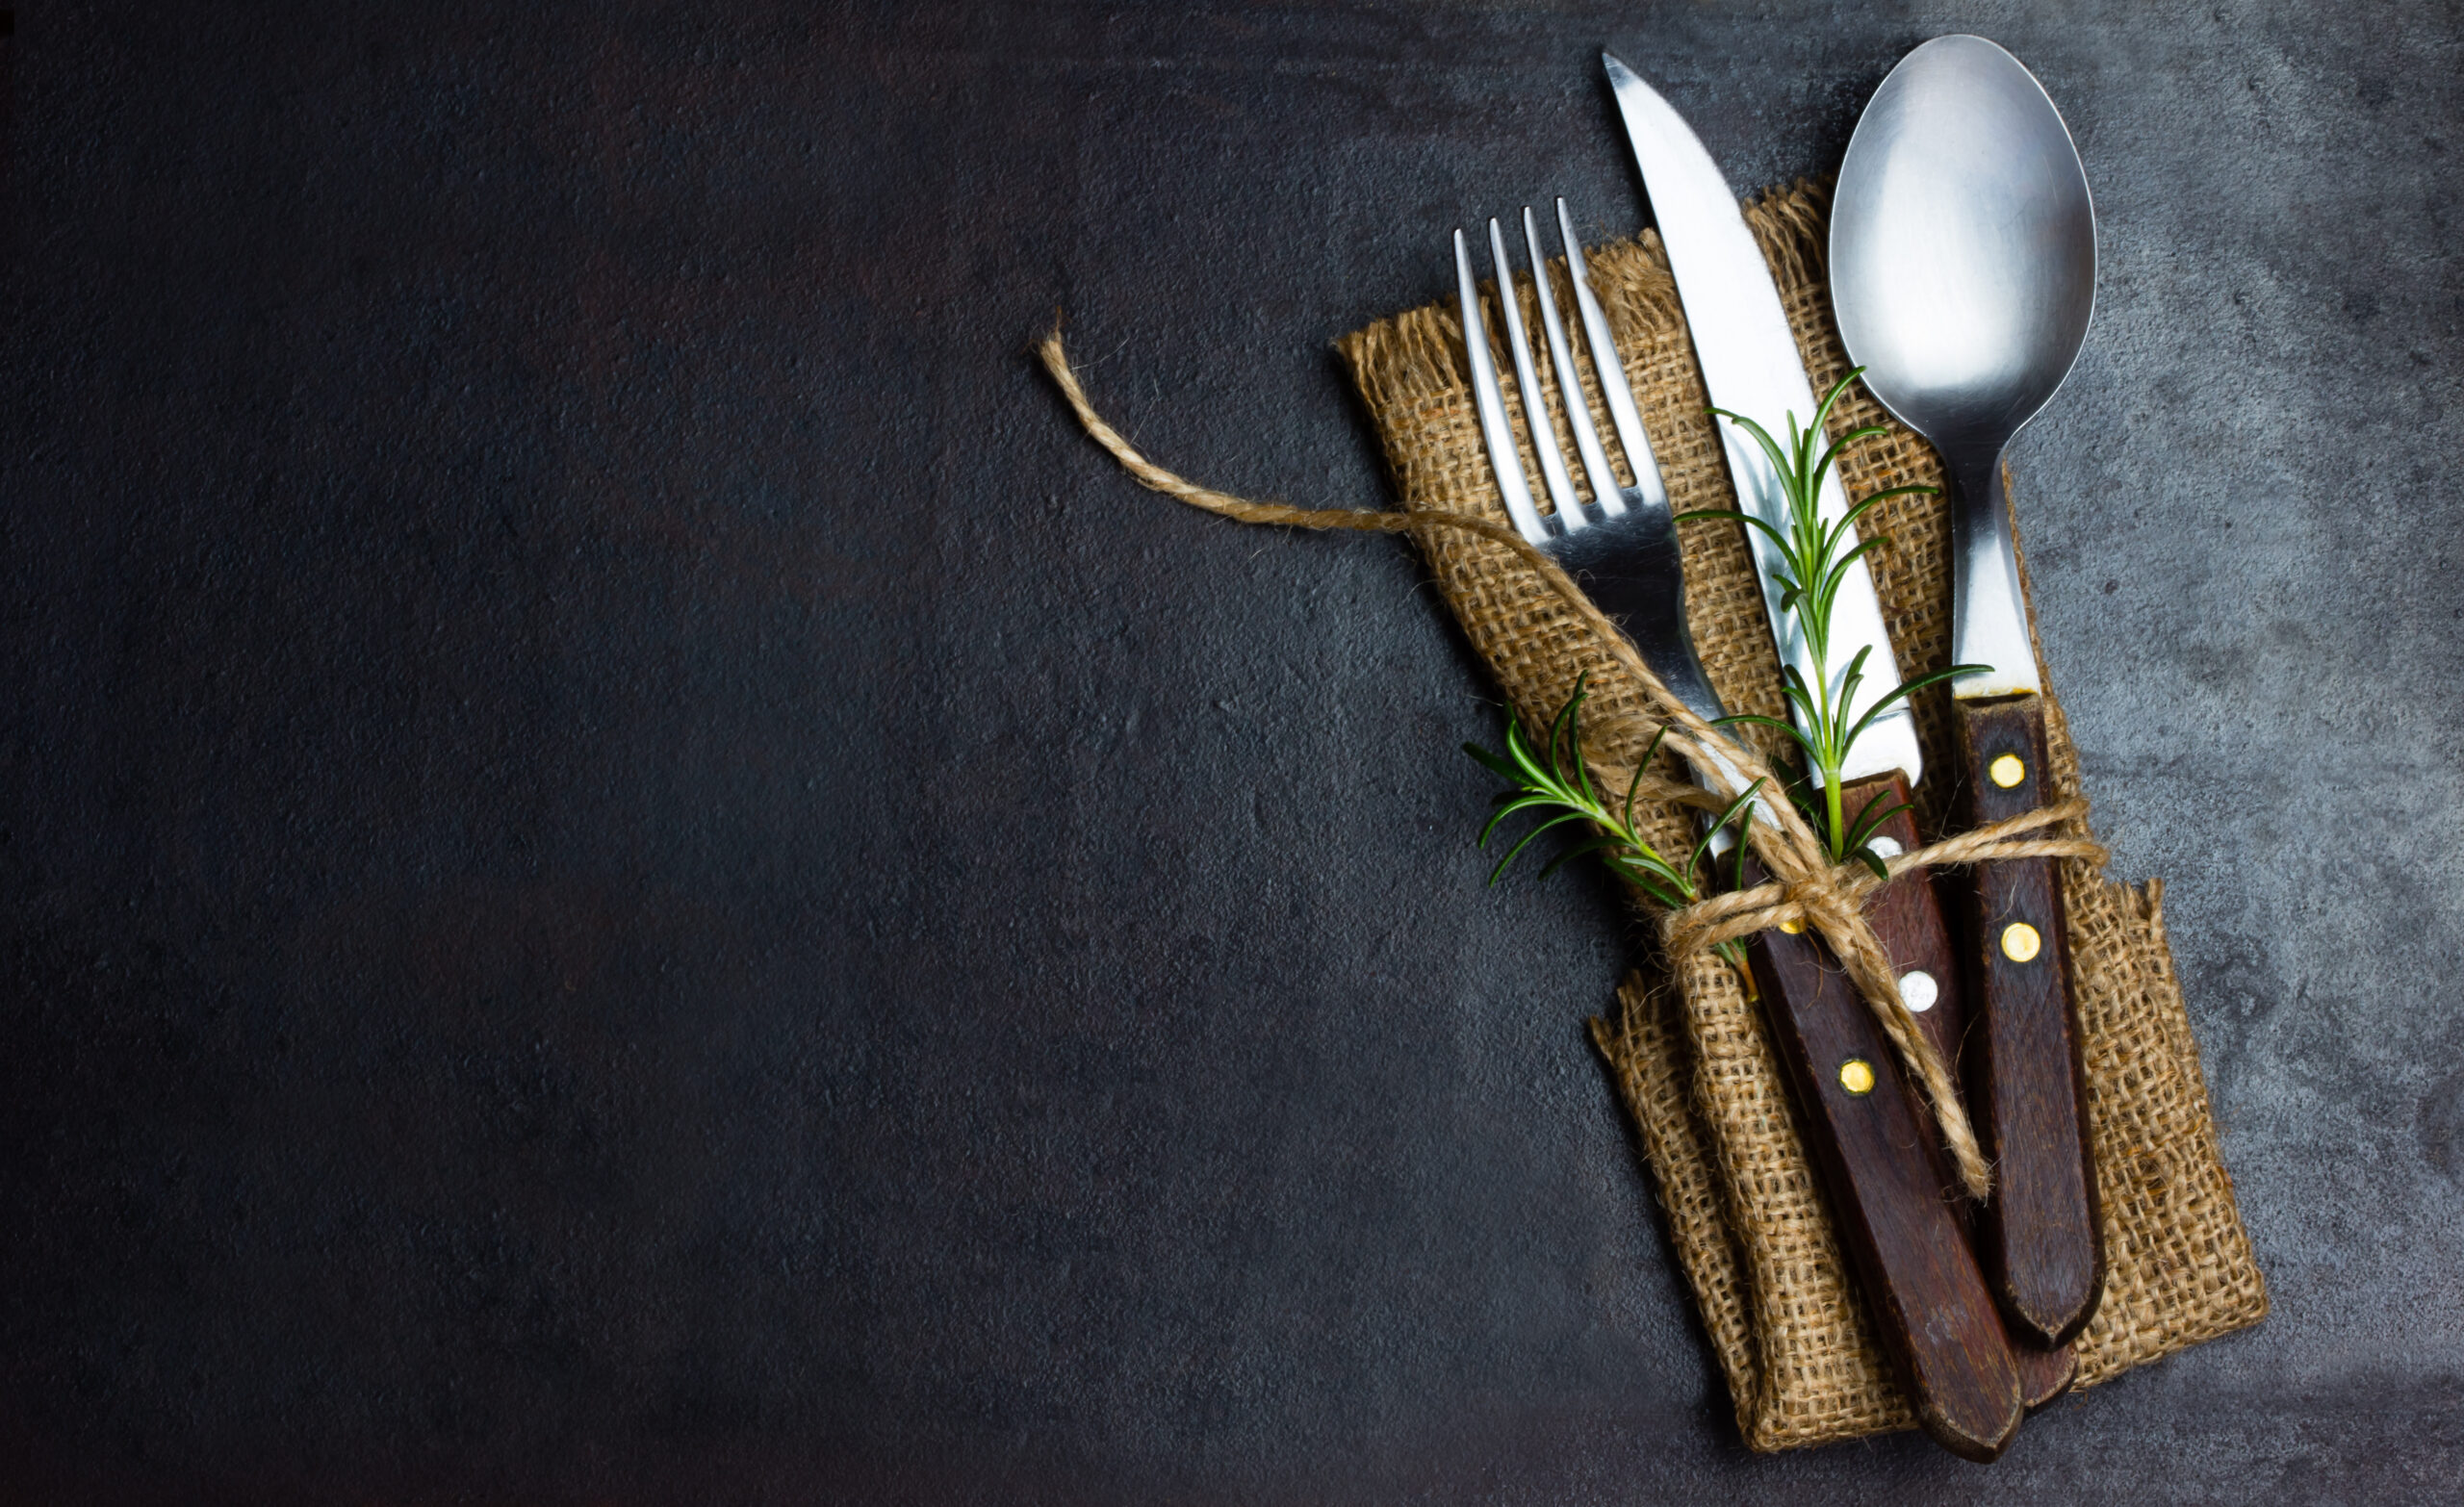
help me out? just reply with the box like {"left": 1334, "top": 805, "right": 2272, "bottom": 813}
{"left": 1603, "top": 50, "right": 2033, "bottom": 1458}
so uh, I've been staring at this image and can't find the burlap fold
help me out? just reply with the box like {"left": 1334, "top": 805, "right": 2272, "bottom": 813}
{"left": 1335, "top": 182, "right": 2266, "bottom": 1451}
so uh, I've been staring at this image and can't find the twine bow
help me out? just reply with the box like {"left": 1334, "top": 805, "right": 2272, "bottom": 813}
{"left": 1039, "top": 328, "right": 2106, "bottom": 1198}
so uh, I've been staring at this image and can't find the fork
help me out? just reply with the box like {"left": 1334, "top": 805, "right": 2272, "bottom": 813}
{"left": 1454, "top": 201, "right": 2038, "bottom": 1460}
{"left": 1451, "top": 201, "right": 1729, "bottom": 738}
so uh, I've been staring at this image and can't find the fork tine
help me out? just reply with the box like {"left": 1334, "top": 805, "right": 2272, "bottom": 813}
{"left": 1453, "top": 227, "right": 1552, "bottom": 545}
{"left": 1557, "top": 199, "right": 1671, "bottom": 514}
{"left": 1523, "top": 205, "right": 1624, "bottom": 517}
{"left": 1485, "top": 217, "right": 1588, "bottom": 531}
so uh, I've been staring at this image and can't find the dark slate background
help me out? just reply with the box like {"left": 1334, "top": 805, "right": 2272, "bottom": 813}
{"left": 2, "top": 2, "right": 2456, "bottom": 1501}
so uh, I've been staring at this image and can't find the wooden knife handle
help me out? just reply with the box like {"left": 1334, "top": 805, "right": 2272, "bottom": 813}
{"left": 1954, "top": 694, "right": 2106, "bottom": 1346}
{"left": 1839, "top": 773, "right": 1965, "bottom": 1076}
{"left": 2015, "top": 1332, "right": 2078, "bottom": 1411}
{"left": 1835, "top": 773, "right": 2079, "bottom": 1408}
{"left": 1739, "top": 851, "right": 2022, "bottom": 1462}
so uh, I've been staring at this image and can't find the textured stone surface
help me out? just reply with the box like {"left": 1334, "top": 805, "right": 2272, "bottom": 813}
{"left": 0, "top": 2, "right": 2454, "bottom": 1500}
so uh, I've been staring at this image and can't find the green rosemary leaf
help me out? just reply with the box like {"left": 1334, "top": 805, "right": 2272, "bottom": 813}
{"left": 1623, "top": 756, "right": 1651, "bottom": 839}
{"left": 1688, "top": 777, "right": 1768, "bottom": 876}
{"left": 1855, "top": 846, "right": 1891, "bottom": 882}
{"left": 1835, "top": 646, "right": 1874, "bottom": 722}
{"left": 1822, "top": 487, "right": 1901, "bottom": 554}
{"left": 1487, "top": 810, "right": 1593, "bottom": 884}
{"left": 1718, "top": 508, "right": 1798, "bottom": 558}
{"left": 1842, "top": 793, "right": 1912, "bottom": 856}
{"left": 1809, "top": 423, "right": 1890, "bottom": 488}
{"left": 1829, "top": 532, "right": 1891, "bottom": 582}
{"left": 1502, "top": 717, "right": 1541, "bottom": 777}
{"left": 1547, "top": 679, "right": 1585, "bottom": 787}
{"left": 1538, "top": 832, "right": 1631, "bottom": 881}
{"left": 1708, "top": 711, "right": 1795, "bottom": 737}
{"left": 1707, "top": 405, "right": 1794, "bottom": 479}
{"left": 1840, "top": 662, "right": 1994, "bottom": 748}
{"left": 1463, "top": 742, "right": 1522, "bottom": 781}
{"left": 1611, "top": 867, "right": 1693, "bottom": 912}
{"left": 1479, "top": 793, "right": 1571, "bottom": 845}
{"left": 1807, "top": 370, "right": 1858, "bottom": 446}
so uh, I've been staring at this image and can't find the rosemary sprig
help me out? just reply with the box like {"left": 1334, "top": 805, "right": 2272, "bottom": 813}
{"left": 1682, "top": 369, "right": 1986, "bottom": 878}
{"left": 1464, "top": 676, "right": 1763, "bottom": 966}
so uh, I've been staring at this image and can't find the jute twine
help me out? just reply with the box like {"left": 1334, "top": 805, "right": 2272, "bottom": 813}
{"left": 1040, "top": 181, "right": 2265, "bottom": 1450}
{"left": 1039, "top": 328, "right": 2105, "bottom": 1200}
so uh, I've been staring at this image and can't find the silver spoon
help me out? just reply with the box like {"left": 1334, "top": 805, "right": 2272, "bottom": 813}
{"left": 1831, "top": 35, "right": 2107, "bottom": 1351}
{"left": 1831, "top": 33, "right": 2094, "bottom": 689}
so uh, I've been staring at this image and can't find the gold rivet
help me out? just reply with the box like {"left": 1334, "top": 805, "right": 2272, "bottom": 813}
{"left": 1779, "top": 916, "right": 1805, "bottom": 934}
{"left": 1838, "top": 1059, "right": 1876, "bottom": 1096}
{"left": 1989, "top": 754, "right": 2027, "bottom": 788}
{"left": 2002, "top": 921, "right": 2043, "bottom": 962}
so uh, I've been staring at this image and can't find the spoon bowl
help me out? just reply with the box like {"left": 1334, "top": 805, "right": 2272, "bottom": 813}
{"left": 1832, "top": 33, "right": 2094, "bottom": 698}
{"left": 1832, "top": 35, "right": 2095, "bottom": 447}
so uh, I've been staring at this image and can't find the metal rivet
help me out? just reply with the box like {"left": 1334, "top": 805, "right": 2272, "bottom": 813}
{"left": 1900, "top": 969, "right": 1938, "bottom": 1013}
{"left": 1838, "top": 1059, "right": 1876, "bottom": 1095}
{"left": 1779, "top": 916, "right": 1805, "bottom": 934}
{"left": 1868, "top": 834, "right": 1904, "bottom": 860}
{"left": 2001, "top": 922, "right": 2043, "bottom": 962}
{"left": 1989, "top": 753, "right": 2027, "bottom": 788}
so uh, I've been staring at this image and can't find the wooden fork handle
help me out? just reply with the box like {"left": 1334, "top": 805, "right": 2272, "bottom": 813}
{"left": 1955, "top": 693, "right": 2106, "bottom": 1347}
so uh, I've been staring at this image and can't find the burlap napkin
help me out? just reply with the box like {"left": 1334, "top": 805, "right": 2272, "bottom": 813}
{"left": 1334, "top": 182, "right": 2266, "bottom": 1451}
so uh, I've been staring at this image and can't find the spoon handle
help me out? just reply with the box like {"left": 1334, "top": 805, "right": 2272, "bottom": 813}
{"left": 1955, "top": 693, "right": 2107, "bottom": 1345}
{"left": 1733, "top": 846, "right": 2023, "bottom": 1463}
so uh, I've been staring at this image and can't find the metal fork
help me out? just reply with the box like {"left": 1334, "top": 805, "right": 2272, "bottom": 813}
{"left": 1451, "top": 199, "right": 1729, "bottom": 741}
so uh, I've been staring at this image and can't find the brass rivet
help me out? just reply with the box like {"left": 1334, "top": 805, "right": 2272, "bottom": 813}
{"left": 2002, "top": 921, "right": 2043, "bottom": 962}
{"left": 1900, "top": 969, "right": 1939, "bottom": 1013}
{"left": 1779, "top": 916, "right": 1805, "bottom": 935}
{"left": 1989, "top": 753, "right": 2027, "bottom": 789}
{"left": 1838, "top": 1059, "right": 1876, "bottom": 1096}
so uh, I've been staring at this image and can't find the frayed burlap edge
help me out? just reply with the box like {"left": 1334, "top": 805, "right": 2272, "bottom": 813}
{"left": 1335, "top": 181, "right": 2266, "bottom": 1451}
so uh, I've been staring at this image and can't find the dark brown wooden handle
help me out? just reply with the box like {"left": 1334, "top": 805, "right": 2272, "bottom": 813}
{"left": 1844, "top": 772, "right": 2080, "bottom": 1407}
{"left": 1738, "top": 849, "right": 2022, "bottom": 1462}
{"left": 1838, "top": 773, "right": 1966, "bottom": 1080}
{"left": 1954, "top": 694, "right": 2106, "bottom": 1347}
{"left": 2015, "top": 1335, "right": 2078, "bottom": 1411}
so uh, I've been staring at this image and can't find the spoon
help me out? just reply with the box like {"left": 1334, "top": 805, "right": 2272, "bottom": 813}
{"left": 1830, "top": 35, "right": 2106, "bottom": 1350}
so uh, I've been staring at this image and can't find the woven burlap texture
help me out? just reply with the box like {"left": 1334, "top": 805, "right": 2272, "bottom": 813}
{"left": 1335, "top": 182, "right": 2266, "bottom": 1452}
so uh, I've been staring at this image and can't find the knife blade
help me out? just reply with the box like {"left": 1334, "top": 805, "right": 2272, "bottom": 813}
{"left": 1602, "top": 50, "right": 2029, "bottom": 1459}
{"left": 1600, "top": 54, "right": 1973, "bottom": 1086}
{"left": 1603, "top": 56, "right": 1918, "bottom": 791}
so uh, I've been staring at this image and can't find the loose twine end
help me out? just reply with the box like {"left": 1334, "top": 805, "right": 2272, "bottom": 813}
{"left": 1038, "top": 325, "right": 2109, "bottom": 1201}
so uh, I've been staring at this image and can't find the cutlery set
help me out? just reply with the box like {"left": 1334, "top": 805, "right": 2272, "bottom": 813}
{"left": 1452, "top": 38, "right": 2098, "bottom": 1461}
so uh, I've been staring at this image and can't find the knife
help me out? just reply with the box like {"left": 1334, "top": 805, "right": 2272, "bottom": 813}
{"left": 1603, "top": 51, "right": 2034, "bottom": 1457}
